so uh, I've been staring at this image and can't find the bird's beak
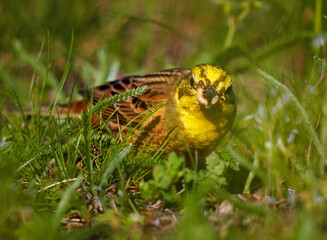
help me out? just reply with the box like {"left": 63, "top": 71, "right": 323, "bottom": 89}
{"left": 204, "top": 86, "right": 219, "bottom": 106}
{"left": 196, "top": 81, "right": 219, "bottom": 108}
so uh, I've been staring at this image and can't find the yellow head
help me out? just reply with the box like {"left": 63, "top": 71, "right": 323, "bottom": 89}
{"left": 175, "top": 64, "right": 234, "bottom": 110}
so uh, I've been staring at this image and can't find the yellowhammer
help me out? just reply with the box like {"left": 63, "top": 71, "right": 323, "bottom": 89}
{"left": 64, "top": 64, "right": 236, "bottom": 158}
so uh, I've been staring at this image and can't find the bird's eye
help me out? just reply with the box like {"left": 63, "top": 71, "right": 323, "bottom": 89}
{"left": 189, "top": 77, "right": 195, "bottom": 87}
{"left": 225, "top": 84, "right": 232, "bottom": 93}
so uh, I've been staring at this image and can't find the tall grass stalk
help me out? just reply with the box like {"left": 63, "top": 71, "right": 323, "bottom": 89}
{"left": 257, "top": 69, "right": 325, "bottom": 173}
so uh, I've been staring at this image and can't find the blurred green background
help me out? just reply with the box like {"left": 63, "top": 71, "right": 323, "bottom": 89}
{"left": 1, "top": 0, "right": 327, "bottom": 239}
{"left": 2, "top": 0, "right": 325, "bottom": 96}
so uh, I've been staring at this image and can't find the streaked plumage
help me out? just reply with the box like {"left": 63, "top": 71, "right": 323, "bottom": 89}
{"left": 63, "top": 64, "right": 236, "bottom": 158}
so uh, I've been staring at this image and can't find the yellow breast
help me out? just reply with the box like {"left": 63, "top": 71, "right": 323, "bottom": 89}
{"left": 164, "top": 92, "right": 234, "bottom": 153}
{"left": 177, "top": 107, "right": 220, "bottom": 148}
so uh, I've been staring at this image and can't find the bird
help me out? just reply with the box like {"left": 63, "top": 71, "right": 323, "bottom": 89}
{"left": 61, "top": 63, "right": 236, "bottom": 160}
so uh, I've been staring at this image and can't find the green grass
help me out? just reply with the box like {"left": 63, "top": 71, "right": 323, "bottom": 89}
{"left": 1, "top": 0, "right": 327, "bottom": 239}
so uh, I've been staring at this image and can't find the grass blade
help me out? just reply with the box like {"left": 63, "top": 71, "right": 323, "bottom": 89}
{"left": 257, "top": 69, "right": 325, "bottom": 165}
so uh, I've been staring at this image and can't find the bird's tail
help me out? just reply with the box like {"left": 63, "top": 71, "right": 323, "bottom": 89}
{"left": 54, "top": 100, "right": 85, "bottom": 118}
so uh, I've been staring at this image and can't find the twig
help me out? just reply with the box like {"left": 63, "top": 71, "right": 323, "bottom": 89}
{"left": 39, "top": 178, "right": 82, "bottom": 192}
{"left": 177, "top": 188, "right": 185, "bottom": 195}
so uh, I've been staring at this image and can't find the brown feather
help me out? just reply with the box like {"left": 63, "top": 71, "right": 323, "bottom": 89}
{"left": 61, "top": 68, "right": 191, "bottom": 134}
{"left": 80, "top": 68, "right": 191, "bottom": 131}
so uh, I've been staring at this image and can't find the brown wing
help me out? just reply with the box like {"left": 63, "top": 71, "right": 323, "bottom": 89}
{"left": 82, "top": 68, "right": 191, "bottom": 128}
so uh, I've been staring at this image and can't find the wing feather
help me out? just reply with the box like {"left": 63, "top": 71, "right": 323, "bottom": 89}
{"left": 82, "top": 68, "right": 191, "bottom": 129}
